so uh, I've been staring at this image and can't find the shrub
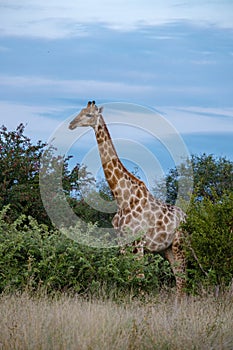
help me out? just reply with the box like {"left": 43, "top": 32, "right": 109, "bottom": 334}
{"left": 184, "top": 191, "right": 233, "bottom": 292}
{"left": 0, "top": 207, "right": 173, "bottom": 296}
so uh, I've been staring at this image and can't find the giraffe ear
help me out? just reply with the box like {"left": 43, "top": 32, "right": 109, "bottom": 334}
{"left": 99, "top": 106, "right": 104, "bottom": 113}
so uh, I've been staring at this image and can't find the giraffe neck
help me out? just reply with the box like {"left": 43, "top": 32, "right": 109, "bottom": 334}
{"left": 93, "top": 116, "right": 148, "bottom": 207}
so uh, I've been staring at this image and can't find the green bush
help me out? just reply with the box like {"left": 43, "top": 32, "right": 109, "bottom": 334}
{"left": 1, "top": 195, "right": 232, "bottom": 297}
{"left": 0, "top": 207, "right": 173, "bottom": 296}
{"left": 184, "top": 191, "right": 233, "bottom": 292}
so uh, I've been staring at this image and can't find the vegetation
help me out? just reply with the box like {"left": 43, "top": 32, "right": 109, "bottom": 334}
{"left": 0, "top": 207, "right": 173, "bottom": 295}
{"left": 153, "top": 152, "right": 233, "bottom": 293}
{"left": 184, "top": 192, "right": 233, "bottom": 292}
{"left": 153, "top": 153, "right": 233, "bottom": 204}
{"left": 0, "top": 124, "right": 233, "bottom": 296}
{"left": 0, "top": 124, "right": 108, "bottom": 227}
{"left": 1, "top": 124, "right": 233, "bottom": 349}
{"left": 0, "top": 124, "right": 47, "bottom": 223}
{"left": 0, "top": 292, "right": 232, "bottom": 349}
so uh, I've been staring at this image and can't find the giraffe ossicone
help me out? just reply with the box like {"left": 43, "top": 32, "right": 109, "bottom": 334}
{"left": 69, "top": 101, "right": 187, "bottom": 297}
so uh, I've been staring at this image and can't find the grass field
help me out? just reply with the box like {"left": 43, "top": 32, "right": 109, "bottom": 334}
{"left": 0, "top": 291, "right": 232, "bottom": 350}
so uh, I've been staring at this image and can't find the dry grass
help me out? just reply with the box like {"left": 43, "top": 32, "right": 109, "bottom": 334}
{"left": 0, "top": 291, "right": 232, "bottom": 350}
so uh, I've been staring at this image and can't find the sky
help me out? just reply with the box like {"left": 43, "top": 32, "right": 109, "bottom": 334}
{"left": 0, "top": 0, "right": 233, "bottom": 187}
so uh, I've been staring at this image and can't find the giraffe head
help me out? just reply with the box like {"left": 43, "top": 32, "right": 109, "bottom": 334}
{"left": 69, "top": 101, "right": 103, "bottom": 130}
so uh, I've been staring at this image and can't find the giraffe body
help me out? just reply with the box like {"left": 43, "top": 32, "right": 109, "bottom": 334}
{"left": 69, "top": 101, "right": 187, "bottom": 296}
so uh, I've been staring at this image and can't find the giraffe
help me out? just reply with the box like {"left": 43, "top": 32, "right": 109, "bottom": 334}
{"left": 69, "top": 101, "right": 186, "bottom": 297}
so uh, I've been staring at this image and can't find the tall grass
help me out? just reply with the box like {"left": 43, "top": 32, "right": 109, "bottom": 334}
{"left": 0, "top": 292, "right": 232, "bottom": 349}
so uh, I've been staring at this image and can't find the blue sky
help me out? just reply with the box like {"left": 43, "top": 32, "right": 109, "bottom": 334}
{"left": 0, "top": 0, "right": 233, "bottom": 184}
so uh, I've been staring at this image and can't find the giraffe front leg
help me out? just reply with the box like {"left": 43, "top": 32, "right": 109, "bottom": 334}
{"left": 165, "top": 236, "right": 186, "bottom": 298}
{"left": 133, "top": 239, "right": 146, "bottom": 279}
{"left": 172, "top": 232, "right": 187, "bottom": 298}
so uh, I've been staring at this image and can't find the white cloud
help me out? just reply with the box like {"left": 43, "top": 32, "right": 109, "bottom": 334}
{"left": 1, "top": 99, "right": 232, "bottom": 183}
{"left": 0, "top": 100, "right": 62, "bottom": 142}
{"left": 1, "top": 75, "right": 233, "bottom": 140}
{"left": 0, "top": 74, "right": 154, "bottom": 99}
{"left": 161, "top": 106, "right": 233, "bottom": 134}
{"left": 0, "top": 73, "right": 222, "bottom": 105}
{"left": 0, "top": 0, "right": 233, "bottom": 39}
{"left": 1, "top": 70, "right": 233, "bottom": 149}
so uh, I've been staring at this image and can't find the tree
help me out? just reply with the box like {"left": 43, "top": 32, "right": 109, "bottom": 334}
{"left": 0, "top": 124, "right": 47, "bottom": 223}
{"left": 68, "top": 177, "right": 115, "bottom": 228}
{"left": 191, "top": 154, "right": 233, "bottom": 200}
{"left": 153, "top": 153, "right": 233, "bottom": 204}
{"left": 152, "top": 153, "right": 233, "bottom": 291}
{"left": 184, "top": 191, "right": 233, "bottom": 291}
{"left": 0, "top": 124, "right": 95, "bottom": 226}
